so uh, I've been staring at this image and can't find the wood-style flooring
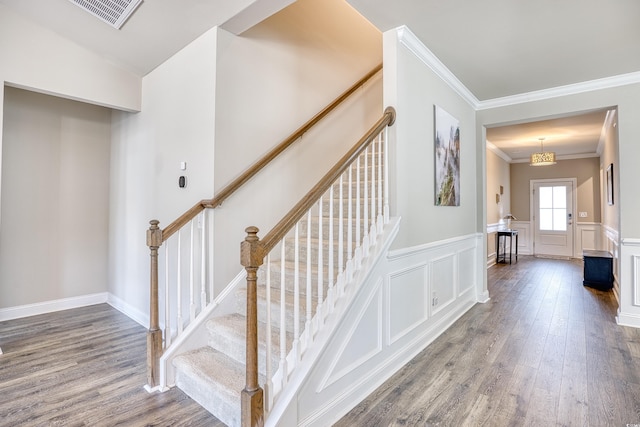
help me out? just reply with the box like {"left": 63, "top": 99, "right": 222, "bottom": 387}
{"left": 337, "top": 256, "right": 640, "bottom": 426}
{"left": 2, "top": 256, "right": 639, "bottom": 426}
{"left": 0, "top": 304, "right": 223, "bottom": 426}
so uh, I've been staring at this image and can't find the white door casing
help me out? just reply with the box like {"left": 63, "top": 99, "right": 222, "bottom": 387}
{"left": 531, "top": 178, "right": 576, "bottom": 258}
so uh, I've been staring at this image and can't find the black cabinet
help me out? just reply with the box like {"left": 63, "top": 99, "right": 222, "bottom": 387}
{"left": 583, "top": 250, "right": 613, "bottom": 290}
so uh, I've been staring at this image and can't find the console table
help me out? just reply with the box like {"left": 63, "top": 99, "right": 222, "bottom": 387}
{"left": 496, "top": 229, "right": 518, "bottom": 264}
{"left": 583, "top": 250, "right": 613, "bottom": 290}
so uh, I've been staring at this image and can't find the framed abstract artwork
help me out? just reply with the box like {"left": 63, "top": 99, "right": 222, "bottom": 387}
{"left": 434, "top": 105, "right": 460, "bottom": 206}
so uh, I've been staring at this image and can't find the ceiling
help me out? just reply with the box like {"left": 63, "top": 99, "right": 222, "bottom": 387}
{"left": 1, "top": 0, "right": 635, "bottom": 160}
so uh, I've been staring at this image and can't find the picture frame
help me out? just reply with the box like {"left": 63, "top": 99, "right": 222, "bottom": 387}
{"left": 607, "top": 163, "right": 614, "bottom": 206}
{"left": 434, "top": 105, "right": 460, "bottom": 206}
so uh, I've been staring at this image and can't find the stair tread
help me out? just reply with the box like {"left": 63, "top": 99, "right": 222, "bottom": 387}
{"left": 173, "top": 347, "right": 248, "bottom": 398}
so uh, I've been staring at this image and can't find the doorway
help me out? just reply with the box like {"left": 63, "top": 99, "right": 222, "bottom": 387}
{"left": 531, "top": 179, "right": 576, "bottom": 258}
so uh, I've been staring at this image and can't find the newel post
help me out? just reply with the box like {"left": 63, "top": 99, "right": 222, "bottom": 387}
{"left": 146, "top": 219, "right": 163, "bottom": 389}
{"left": 240, "top": 226, "right": 265, "bottom": 427}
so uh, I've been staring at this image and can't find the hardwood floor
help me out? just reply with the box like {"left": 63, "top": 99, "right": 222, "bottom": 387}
{"left": 337, "top": 256, "right": 640, "bottom": 426}
{"left": 0, "top": 304, "right": 223, "bottom": 426}
{"left": 3, "top": 257, "right": 640, "bottom": 426}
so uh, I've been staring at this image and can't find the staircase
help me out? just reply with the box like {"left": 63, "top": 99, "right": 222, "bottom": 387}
{"left": 171, "top": 136, "right": 390, "bottom": 426}
{"left": 144, "top": 65, "right": 396, "bottom": 427}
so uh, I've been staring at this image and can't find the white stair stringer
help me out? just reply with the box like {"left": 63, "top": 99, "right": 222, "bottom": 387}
{"left": 266, "top": 217, "right": 400, "bottom": 426}
{"left": 170, "top": 218, "right": 400, "bottom": 427}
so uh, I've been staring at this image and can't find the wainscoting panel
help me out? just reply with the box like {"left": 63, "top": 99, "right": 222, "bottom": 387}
{"left": 575, "top": 223, "right": 601, "bottom": 256}
{"left": 617, "top": 237, "right": 640, "bottom": 328}
{"left": 509, "top": 221, "right": 532, "bottom": 255}
{"left": 388, "top": 264, "right": 429, "bottom": 344}
{"left": 296, "top": 233, "right": 482, "bottom": 426}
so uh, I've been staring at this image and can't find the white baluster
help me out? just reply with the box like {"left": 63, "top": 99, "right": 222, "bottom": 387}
{"left": 293, "top": 223, "right": 300, "bottom": 363}
{"left": 317, "top": 197, "right": 324, "bottom": 325}
{"left": 305, "top": 210, "right": 313, "bottom": 340}
{"left": 265, "top": 253, "right": 273, "bottom": 411}
{"left": 164, "top": 241, "right": 171, "bottom": 347}
{"left": 328, "top": 186, "right": 334, "bottom": 311}
{"left": 337, "top": 174, "right": 345, "bottom": 297}
{"left": 377, "top": 134, "right": 384, "bottom": 233}
{"left": 176, "top": 230, "right": 183, "bottom": 335}
{"left": 346, "top": 164, "right": 354, "bottom": 282}
{"left": 363, "top": 148, "right": 370, "bottom": 256}
{"left": 384, "top": 127, "right": 390, "bottom": 224}
{"left": 200, "top": 210, "right": 207, "bottom": 311}
{"left": 355, "top": 157, "right": 362, "bottom": 267}
{"left": 370, "top": 142, "right": 377, "bottom": 242}
{"left": 189, "top": 219, "right": 196, "bottom": 322}
{"left": 279, "top": 242, "right": 288, "bottom": 387}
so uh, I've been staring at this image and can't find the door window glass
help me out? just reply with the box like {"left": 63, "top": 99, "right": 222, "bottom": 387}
{"left": 539, "top": 186, "right": 566, "bottom": 231}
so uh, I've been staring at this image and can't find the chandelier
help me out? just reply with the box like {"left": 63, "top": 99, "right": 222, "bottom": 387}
{"left": 530, "top": 137, "right": 556, "bottom": 166}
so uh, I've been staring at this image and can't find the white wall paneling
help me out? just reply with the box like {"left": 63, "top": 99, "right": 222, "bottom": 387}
{"left": 295, "top": 233, "right": 482, "bottom": 426}
{"left": 575, "top": 223, "right": 601, "bottom": 254}
{"left": 617, "top": 238, "right": 640, "bottom": 328}
{"left": 509, "top": 221, "right": 532, "bottom": 255}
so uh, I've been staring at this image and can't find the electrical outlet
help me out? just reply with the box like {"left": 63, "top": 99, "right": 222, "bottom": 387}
{"left": 579, "top": 212, "right": 588, "bottom": 218}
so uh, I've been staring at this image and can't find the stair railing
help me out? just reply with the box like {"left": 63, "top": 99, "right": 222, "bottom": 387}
{"left": 240, "top": 106, "right": 396, "bottom": 426}
{"left": 145, "top": 64, "right": 383, "bottom": 390}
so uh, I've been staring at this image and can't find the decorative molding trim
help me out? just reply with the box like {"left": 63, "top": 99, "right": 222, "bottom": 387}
{"left": 0, "top": 292, "right": 108, "bottom": 322}
{"left": 395, "top": 25, "right": 640, "bottom": 114}
{"left": 318, "top": 279, "right": 384, "bottom": 391}
{"left": 616, "top": 309, "right": 640, "bottom": 329}
{"left": 487, "top": 222, "right": 504, "bottom": 234}
{"left": 633, "top": 255, "right": 640, "bottom": 307}
{"left": 622, "top": 238, "right": 640, "bottom": 246}
{"left": 477, "top": 70, "right": 640, "bottom": 110}
{"left": 107, "top": 293, "right": 149, "bottom": 328}
{"left": 486, "top": 141, "right": 512, "bottom": 163}
{"left": 396, "top": 26, "right": 479, "bottom": 109}
{"left": 388, "top": 232, "right": 480, "bottom": 260}
{"left": 387, "top": 264, "right": 429, "bottom": 345}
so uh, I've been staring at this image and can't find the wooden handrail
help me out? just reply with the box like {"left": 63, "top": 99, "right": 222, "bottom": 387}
{"left": 260, "top": 106, "right": 396, "bottom": 254}
{"left": 159, "top": 63, "right": 383, "bottom": 243}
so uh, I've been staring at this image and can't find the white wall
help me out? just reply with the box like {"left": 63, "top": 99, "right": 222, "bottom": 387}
{"left": 0, "top": 4, "right": 140, "bottom": 112}
{"left": 210, "top": 0, "right": 383, "bottom": 293}
{"left": 107, "top": 0, "right": 384, "bottom": 322}
{"left": 108, "top": 28, "right": 218, "bottom": 323}
{"left": 384, "top": 28, "right": 478, "bottom": 248}
{"left": 0, "top": 87, "right": 111, "bottom": 309}
{"left": 0, "top": 4, "right": 141, "bottom": 316}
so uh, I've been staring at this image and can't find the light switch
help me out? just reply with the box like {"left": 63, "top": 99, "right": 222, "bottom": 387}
{"left": 180, "top": 161, "right": 187, "bottom": 171}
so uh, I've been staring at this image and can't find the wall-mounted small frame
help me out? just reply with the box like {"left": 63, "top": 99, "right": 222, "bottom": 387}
{"left": 607, "top": 163, "right": 614, "bottom": 205}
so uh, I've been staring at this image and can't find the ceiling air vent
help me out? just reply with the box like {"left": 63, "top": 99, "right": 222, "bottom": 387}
{"left": 67, "top": 0, "right": 143, "bottom": 29}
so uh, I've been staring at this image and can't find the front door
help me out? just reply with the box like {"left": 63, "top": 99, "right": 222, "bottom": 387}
{"left": 532, "top": 179, "right": 574, "bottom": 257}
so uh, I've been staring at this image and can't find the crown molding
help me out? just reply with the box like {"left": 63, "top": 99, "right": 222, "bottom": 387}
{"left": 486, "top": 141, "right": 512, "bottom": 163}
{"left": 394, "top": 25, "right": 640, "bottom": 116}
{"left": 396, "top": 26, "right": 480, "bottom": 109}
{"left": 477, "top": 72, "right": 640, "bottom": 110}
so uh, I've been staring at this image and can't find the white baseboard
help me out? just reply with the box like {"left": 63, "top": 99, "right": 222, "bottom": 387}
{"left": 0, "top": 292, "right": 108, "bottom": 322}
{"left": 107, "top": 293, "right": 149, "bottom": 328}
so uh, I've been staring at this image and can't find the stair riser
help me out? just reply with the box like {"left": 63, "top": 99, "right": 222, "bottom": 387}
{"left": 235, "top": 291, "right": 311, "bottom": 332}
{"left": 207, "top": 328, "right": 280, "bottom": 377}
